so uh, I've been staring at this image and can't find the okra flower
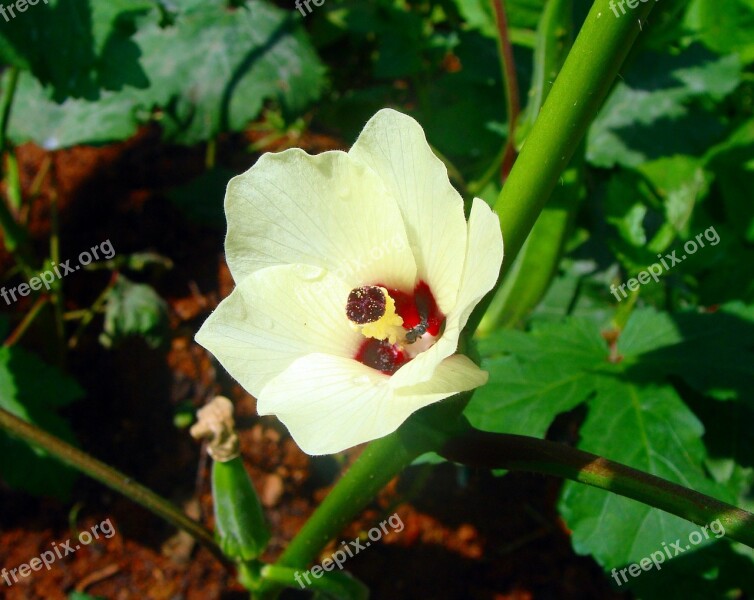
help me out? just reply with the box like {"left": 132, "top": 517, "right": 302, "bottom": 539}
{"left": 196, "top": 109, "right": 503, "bottom": 455}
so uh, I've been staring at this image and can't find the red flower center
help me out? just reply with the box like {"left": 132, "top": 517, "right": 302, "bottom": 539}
{"left": 352, "top": 281, "right": 444, "bottom": 375}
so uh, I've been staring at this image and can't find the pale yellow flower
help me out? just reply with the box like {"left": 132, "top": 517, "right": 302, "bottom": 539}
{"left": 196, "top": 109, "right": 503, "bottom": 455}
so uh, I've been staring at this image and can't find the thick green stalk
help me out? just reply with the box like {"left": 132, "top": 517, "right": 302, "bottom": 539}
{"left": 255, "top": 398, "right": 464, "bottom": 597}
{"left": 440, "top": 430, "right": 754, "bottom": 548}
{"left": 495, "top": 0, "right": 653, "bottom": 263}
{"left": 275, "top": 431, "right": 426, "bottom": 568}
{"left": 255, "top": 433, "right": 419, "bottom": 597}
{"left": 0, "top": 406, "right": 233, "bottom": 569}
{"left": 467, "top": 0, "right": 656, "bottom": 334}
{"left": 478, "top": 0, "right": 578, "bottom": 334}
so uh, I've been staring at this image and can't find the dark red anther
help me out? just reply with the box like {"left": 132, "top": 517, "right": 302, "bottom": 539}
{"left": 346, "top": 286, "right": 386, "bottom": 324}
{"left": 355, "top": 338, "right": 408, "bottom": 375}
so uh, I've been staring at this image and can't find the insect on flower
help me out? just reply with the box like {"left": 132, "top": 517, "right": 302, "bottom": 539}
{"left": 196, "top": 109, "right": 503, "bottom": 455}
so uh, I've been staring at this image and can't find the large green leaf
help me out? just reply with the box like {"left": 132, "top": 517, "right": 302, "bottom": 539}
{"left": 0, "top": 0, "right": 151, "bottom": 100}
{"left": 0, "top": 347, "right": 83, "bottom": 497}
{"left": 686, "top": 0, "right": 754, "bottom": 65}
{"left": 465, "top": 318, "right": 608, "bottom": 437}
{"left": 6, "top": 0, "right": 326, "bottom": 148}
{"left": 619, "top": 303, "right": 754, "bottom": 404}
{"left": 465, "top": 355, "right": 594, "bottom": 437}
{"left": 6, "top": 72, "right": 145, "bottom": 150}
{"left": 559, "top": 379, "right": 734, "bottom": 567}
{"left": 587, "top": 45, "right": 741, "bottom": 168}
{"left": 133, "top": 0, "right": 326, "bottom": 144}
{"left": 465, "top": 305, "right": 753, "bottom": 574}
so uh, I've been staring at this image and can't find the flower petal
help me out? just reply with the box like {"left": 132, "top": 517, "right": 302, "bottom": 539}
{"left": 257, "top": 354, "right": 415, "bottom": 454}
{"left": 225, "top": 149, "right": 416, "bottom": 291}
{"left": 195, "top": 264, "right": 360, "bottom": 397}
{"left": 388, "top": 199, "right": 502, "bottom": 389}
{"left": 349, "top": 109, "right": 467, "bottom": 314}
{"left": 388, "top": 317, "right": 462, "bottom": 389}
{"left": 450, "top": 197, "right": 504, "bottom": 329}
{"left": 395, "top": 354, "right": 488, "bottom": 401}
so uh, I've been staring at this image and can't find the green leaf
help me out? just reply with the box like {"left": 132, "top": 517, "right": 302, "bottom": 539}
{"left": 133, "top": 0, "right": 326, "bottom": 144}
{"left": 637, "top": 156, "right": 710, "bottom": 239}
{"left": 465, "top": 354, "right": 595, "bottom": 437}
{"left": 619, "top": 303, "right": 754, "bottom": 404}
{"left": 706, "top": 119, "right": 754, "bottom": 243}
{"left": 685, "top": 0, "right": 754, "bottom": 65}
{"left": 100, "top": 276, "right": 168, "bottom": 349}
{"left": 559, "top": 379, "right": 733, "bottom": 568}
{"left": 465, "top": 318, "right": 608, "bottom": 437}
{"left": 6, "top": 72, "right": 144, "bottom": 149}
{"left": 587, "top": 45, "right": 742, "bottom": 168}
{"left": 6, "top": 0, "right": 326, "bottom": 148}
{"left": 451, "top": 0, "right": 547, "bottom": 35}
{"left": 0, "top": 0, "right": 151, "bottom": 100}
{"left": 480, "top": 316, "right": 610, "bottom": 366}
{"left": 0, "top": 347, "right": 83, "bottom": 497}
{"left": 466, "top": 307, "right": 749, "bottom": 571}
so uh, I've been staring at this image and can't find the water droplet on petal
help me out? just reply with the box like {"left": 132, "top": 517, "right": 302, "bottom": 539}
{"left": 293, "top": 264, "right": 326, "bottom": 282}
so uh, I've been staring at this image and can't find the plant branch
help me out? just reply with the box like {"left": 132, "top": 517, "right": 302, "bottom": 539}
{"left": 0, "top": 406, "right": 233, "bottom": 570}
{"left": 255, "top": 397, "right": 468, "bottom": 598}
{"left": 3, "top": 294, "right": 49, "bottom": 347}
{"left": 0, "top": 67, "right": 19, "bottom": 153}
{"left": 467, "top": 0, "right": 657, "bottom": 334}
{"left": 440, "top": 430, "right": 754, "bottom": 548}
{"left": 491, "top": 0, "right": 520, "bottom": 182}
{"left": 0, "top": 67, "right": 35, "bottom": 275}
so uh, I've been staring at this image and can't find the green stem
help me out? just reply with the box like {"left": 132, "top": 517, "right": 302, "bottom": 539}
{"left": 68, "top": 272, "right": 118, "bottom": 349}
{"left": 48, "top": 166, "right": 65, "bottom": 352}
{"left": 467, "top": 0, "right": 656, "bottom": 334}
{"left": 440, "top": 430, "right": 754, "bottom": 548}
{"left": 275, "top": 432, "right": 424, "bottom": 568}
{"left": 0, "top": 67, "right": 19, "bottom": 153}
{"left": 0, "top": 406, "right": 233, "bottom": 569}
{"left": 3, "top": 294, "right": 49, "bottom": 347}
{"left": 205, "top": 138, "right": 217, "bottom": 170}
{"left": 0, "top": 67, "right": 35, "bottom": 276}
{"left": 260, "top": 565, "right": 368, "bottom": 600}
{"left": 256, "top": 395, "right": 472, "bottom": 598}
